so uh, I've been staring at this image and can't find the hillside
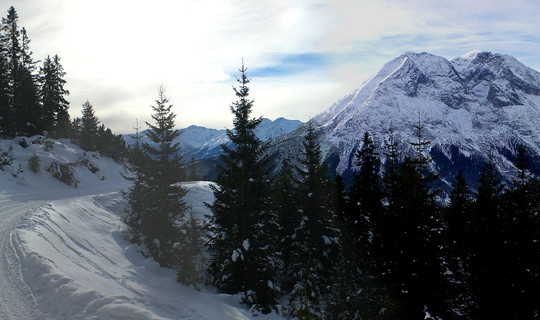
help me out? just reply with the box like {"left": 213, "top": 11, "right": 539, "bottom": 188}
{"left": 0, "top": 137, "right": 283, "bottom": 319}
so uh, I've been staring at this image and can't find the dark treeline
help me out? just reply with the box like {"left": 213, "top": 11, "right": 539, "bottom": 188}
{"left": 124, "top": 62, "right": 540, "bottom": 319}
{"left": 0, "top": 6, "right": 126, "bottom": 159}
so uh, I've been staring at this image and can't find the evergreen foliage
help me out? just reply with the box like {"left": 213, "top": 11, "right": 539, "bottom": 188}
{"left": 0, "top": 7, "right": 41, "bottom": 136}
{"left": 176, "top": 210, "right": 206, "bottom": 287}
{"left": 39, "top": 54, "right": 70, "bottom": 136}
{"left": 139, "top": 85, "right": 189, "bottom": 267}
{"left": 444, "top": 170, "right": 474, "bottom": 318}
{"left": 77, "top": 100, "right": 99, "bottom": 151}
{"left": 288, "top": 121, "right": 339, "bottom": 318}
{"left": 272, "top": 155, "right": 296, "bottom": 292}
{"left": 72, "top": 100, "right": 126, "bottom": 160}
{"left": 207, "top": 62, "right": 279, "bottom": 313}
{"left": 468, "top": 158, "right": 504, "bottom": 319}
{"left": 123, "top": 121, "right": 148, "bottom": 245}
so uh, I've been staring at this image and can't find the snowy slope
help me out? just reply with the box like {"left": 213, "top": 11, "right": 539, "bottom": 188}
{"left": 0, "top": 137, "right": 284, "bottom": 319}
{"left": 270, "top": 51, "right": 540, "bottom": 187}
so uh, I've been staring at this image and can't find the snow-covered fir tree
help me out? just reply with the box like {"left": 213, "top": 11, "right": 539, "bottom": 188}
{"left": 288, "top": 121, "right": 340, "bottom": 319}
{"left": 176, "top": 209, "right": 206, "bottom": 287}
{"left": 139, "top": 85, "right": 189, "bottom": 267}
{"left": 124, "top": 121, "right": 148, "bottom": 245}
{"left": 0, "top": 6, "right": 41, "bottom": 136}
{"left": 77, "top": 100, "right": 100, "bottom": 151}
{"left": 206, "top": 62, "right": 280, "bottom": 314}
{"left": 39, "top": 54, "right": 70, "bottom": 137}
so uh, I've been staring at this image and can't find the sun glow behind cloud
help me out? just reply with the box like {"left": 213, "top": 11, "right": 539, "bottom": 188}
{"left": 8, "top": 0, "right": 540, "bottom": 133}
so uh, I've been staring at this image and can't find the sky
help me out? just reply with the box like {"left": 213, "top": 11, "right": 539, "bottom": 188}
{"left": 5, "top": 0, "right": 540, "bottom": 133}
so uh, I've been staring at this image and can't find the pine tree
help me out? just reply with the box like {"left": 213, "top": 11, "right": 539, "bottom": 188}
{"left": 1, "top": 7, "right": 41, "bottom": 136}
{"left": 350, "top": 132, "right": 383, "bottom": 256}
{"left": 347, "top": 131, "right": 396, "bottom": 318}
{"left": 272, "top": 155, "right": 296, "bottom": 293}
{"left": 288, "top": 121, "right": 339, "bottom": 318}
{"left": 176, "top": 210, "right": 206, "bottom": 287}
{"left": 0, "top": 50, "right": 9, "bottom": 136}
{"left": 140, "top": 85, "right": 188, "bottom": 267}
{"left": 39, "top": 54, "right": 70, "bottom": 136}
{"left": 444, "top": 170, "right": 474, "bottom": 318}
{"left": 498, "top": 146, "right": 540, "bottom": 318}
{"left": 376, "top": 119, "right": 446, "bottom": 318}
{"left": 207, "top": 62, "right": 279, "bottom": 313}
{"left": 79, "top": 100, "right": 99, "bottom": 151}
{"left": 468, "top": 158, "right": 504, "bottom": 319}
{"left": 124, "top": 121, "right": 148, "bottom": 244}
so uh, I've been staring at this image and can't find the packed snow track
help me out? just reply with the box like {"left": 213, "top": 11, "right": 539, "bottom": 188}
{"left": 0, "top": 196, "right": 41, "bottom": 319}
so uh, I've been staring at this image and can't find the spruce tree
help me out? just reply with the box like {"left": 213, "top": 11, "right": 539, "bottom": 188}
{"left": 499, "top": 146, "right": 540, "bottom": 318}
{"left": 377, "top": 119, "right": 446, "bottom": 318}
{"left": 79, "top": 100, "right": 99, "bottom": 151}
{"left": 444, "top": 170, "right": 474, "bottom": 318}
{"left": 469, "top": 158, "right": 504, "bottom": 319}
{"left": 347, "top": 131, "right": 395, "bottom": 318}
{"left": 207, "top": 62, "right": 278, "bottom": 313}
{"left": 124, "top": 121, "right": 148, "bottom": 244}
{"left": 288, "top": 121, "right": 339, "bottom": 318}
{"left": 176, "top": 210, "right": 206, "bottom": 287}
{"left": 0, "top": 50, "right": 9, "bottom": 136}
{"left": 39, "top": 54, "right": 70, "bottom": 136}
{"left": 272, "top": 155, "right": 296, "bottom": 293}
{"left": 1, "top": 7, "right": 41, "bottom": 136}
{"left": 350, "top": 131, "right": 383, "bottom": 258}
{"left": 140, "top": 85, "right": 188, "bottom": 267}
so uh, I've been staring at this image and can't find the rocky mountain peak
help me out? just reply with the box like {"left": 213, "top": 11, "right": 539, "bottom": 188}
{"left": 272, "top": 51, "right": 540, "bottom": 190}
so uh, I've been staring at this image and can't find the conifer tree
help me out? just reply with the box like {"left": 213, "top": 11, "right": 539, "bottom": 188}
{"left": 207, "top": 62, "right": 278, "bottom": 313}
{"left": 288, "top": 121, "right": 339, "bottom": 318}
{"left": 350, "top": 131, "right": 383, "bottom": 257}
{"left": 498, "top": 146, "right": 540, "bottom": 318}
{"left": 78, "top": 100, "right": 100, "bottom": 151}
{"left": 377, "top": 119, "right": 446, "bottom": 318}
{"left": 347, "top": 131, "right": 396, "bottom": 318}
{"left": 469, "top": 158, "right": 504, "bottom": 319}
{"left": 140, "top": 85, "right": 188, "bottom": 267}
{"left": 176, "top": 210, "right": 206, "bottom": 287}
{"left": 124, "top": 121, "right": 147, "bottom": 244}
{"left": 0, "top": 51, "right": 9, "bottom": 136}
{"left": 0, "top": 7, "right": 21, "bottom": 135}
{"left": 272, "top": 155, "right": 296, "bottom": 292}
{"left": 1, "top": 7, "right": 41, "bottom": 136}
{"left": 444, "top": 170, "right": 474, "bottom": 318}
{"left": 40, "top": 54, "right": 70, "bottom": 136}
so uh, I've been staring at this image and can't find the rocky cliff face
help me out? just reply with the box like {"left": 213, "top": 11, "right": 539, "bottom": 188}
{"left": 270, "top": 51, "right": 540, "bottom": 189}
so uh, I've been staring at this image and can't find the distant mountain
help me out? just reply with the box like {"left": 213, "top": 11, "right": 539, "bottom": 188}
{"left": 124, "top": 117, "right": 303, "bottom": 160}
{"left": 268, "top": 51, "right": 540, "bottom": 190}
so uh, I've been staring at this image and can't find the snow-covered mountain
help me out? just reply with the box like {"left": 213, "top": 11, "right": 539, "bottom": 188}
{"left": 270, "top": 51, "right": 540, "bottom": 188}
{"left": 124, "top": 117, "right": 302, "bottom": 160}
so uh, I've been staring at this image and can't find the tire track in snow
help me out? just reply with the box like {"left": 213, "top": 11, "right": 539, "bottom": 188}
{"left": 0, "top": 199, "right": 43, "bottom": 319}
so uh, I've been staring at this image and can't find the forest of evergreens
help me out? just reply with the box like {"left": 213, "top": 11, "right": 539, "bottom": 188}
{"left": 2, "top": 6, "right": 540, "bottom": 319}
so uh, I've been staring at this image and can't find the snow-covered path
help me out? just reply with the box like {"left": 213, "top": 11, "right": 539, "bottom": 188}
{"left": 0, "top": 196, "right": 41, "bottom": 319}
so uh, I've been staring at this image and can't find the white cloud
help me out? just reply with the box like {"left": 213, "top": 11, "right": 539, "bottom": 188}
{"left": 6, "top": 0, "right": 540, "bottom": 132}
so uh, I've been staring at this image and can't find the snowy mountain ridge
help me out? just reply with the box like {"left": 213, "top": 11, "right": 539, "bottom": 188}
{"left": 124, "top": 117, "right": 303, "bottom": 160}
{"left": 270, "top": 51, "right": 540, "bottom": 187}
